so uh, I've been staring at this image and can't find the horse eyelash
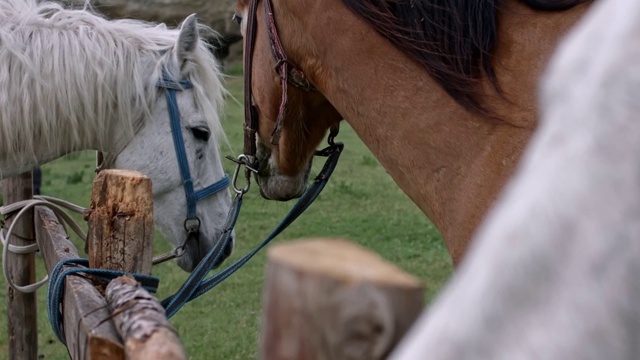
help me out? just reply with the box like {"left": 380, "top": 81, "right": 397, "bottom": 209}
{"left": 232, "top": 13, "right": 242, "bottom": 24}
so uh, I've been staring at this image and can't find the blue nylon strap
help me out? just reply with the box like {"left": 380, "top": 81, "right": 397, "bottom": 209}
{"left": 188, "top": 143, "right": 342, "bottom": 301}
{"left": 164, "top": 86, "right": 198, "bottom": 220}
{"left": 195, "top": 174, "right": 230, "bottom": 202}
{"left": 157, "top": 78, "right": 193, "bottom": 90}
{"left": 162, "top": 196, "right": 242, "bottom": 316}
{"left": 159, "top": 74, "right": 230, "bottom": 221}
{"left": 162, "top": 142, "right": 344, "bottom": 318}
{"left": 47, "top": 258, "right": 159, "bottom": 344}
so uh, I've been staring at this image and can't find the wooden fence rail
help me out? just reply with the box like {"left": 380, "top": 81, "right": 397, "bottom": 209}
{"left": 35, "top": 206, "right": 123, "bottom": 359}
{"left": 7, "top": 169, "right": 427, "bottom": 359}
{"left": 6, "top": 169, "right": 184, "bottom": 359}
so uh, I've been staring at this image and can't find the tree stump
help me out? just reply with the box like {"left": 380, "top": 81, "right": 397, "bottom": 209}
{"left": 261, "top": 238, "right": 425, "bottom": 360}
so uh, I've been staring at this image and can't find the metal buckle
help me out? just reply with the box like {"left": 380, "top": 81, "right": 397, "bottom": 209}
{"left": 184, "top": 217, "right": 201, "bottom": 233}
{"left": 227, "top": 154, "right": 257, "bottom": 195}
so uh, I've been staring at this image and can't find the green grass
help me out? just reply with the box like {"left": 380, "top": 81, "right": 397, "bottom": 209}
{"left": 0, "top": 70, "right": 453, "bottom": 359}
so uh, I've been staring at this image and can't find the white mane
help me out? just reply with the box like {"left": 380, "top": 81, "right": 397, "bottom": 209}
{"left": 0, "top": 0, "right": 226, "bottom": 169}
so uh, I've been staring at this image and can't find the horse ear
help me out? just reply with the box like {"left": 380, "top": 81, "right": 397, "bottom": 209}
{"left": 176, "top": 14, "right": 199, "bottom": 69}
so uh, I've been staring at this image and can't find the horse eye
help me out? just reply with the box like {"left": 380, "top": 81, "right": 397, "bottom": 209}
{"left": 190, "top": 126, "right": 211, "bottom": 142}
{"left": 232, "top": 13, "right": 242, "bottom": 25}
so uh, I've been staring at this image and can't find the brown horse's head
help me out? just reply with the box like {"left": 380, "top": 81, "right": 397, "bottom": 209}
{"left": 235, "top": 0, "right": 342, "bottom": 201}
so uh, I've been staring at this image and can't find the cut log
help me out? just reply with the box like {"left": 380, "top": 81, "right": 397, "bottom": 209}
{"left": 87, "top": 169, "right": 153, "bottom": 274}
{"left": 261, "top": 238, "right": 425, "bottom": 360}
{"left": 106, "top": 276, "right": 186, "bottom": 360}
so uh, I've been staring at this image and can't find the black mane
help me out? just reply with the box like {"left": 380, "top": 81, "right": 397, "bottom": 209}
{"left": 340, "top": 0, "right": 591, "bottom": 113}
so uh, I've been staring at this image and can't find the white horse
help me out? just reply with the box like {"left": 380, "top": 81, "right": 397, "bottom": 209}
{"left": 0, "top": 0, "right": 234, "bottom": 272}
{"left": 392, "top": 0, "right": 640, "bottom": 358}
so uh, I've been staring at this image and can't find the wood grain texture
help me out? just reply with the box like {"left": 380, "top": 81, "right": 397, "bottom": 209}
{"left": 87, "top": 169, "right": 153, "bottom": 274}
{"left": 35, "top": 206, "right": 124, "bottom": 359}
{"left": 261, "top": 238, "right": 425, "bottom": 360}
{"left": 2, "top": 173, "right": 38, "bottom": 360}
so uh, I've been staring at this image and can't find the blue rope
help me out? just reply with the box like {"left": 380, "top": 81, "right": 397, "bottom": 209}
{"left": 47, "top": 258, "right": 159, "bottom": 344}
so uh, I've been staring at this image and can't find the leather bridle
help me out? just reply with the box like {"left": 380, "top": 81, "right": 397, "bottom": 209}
{"left": 241, "top": 0, "right": 318, "bottom": 174}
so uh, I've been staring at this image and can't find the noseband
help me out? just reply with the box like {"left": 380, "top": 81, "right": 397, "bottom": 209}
{"left": 155, "top": 74, "right": 230, "bottom": 261}
{"left": 242, "top": 0, "right": 317, "bottom": 170}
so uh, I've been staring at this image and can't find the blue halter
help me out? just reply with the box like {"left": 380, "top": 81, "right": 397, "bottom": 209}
{"left": 158, "top": 73, "right": 230, "bottom": 235}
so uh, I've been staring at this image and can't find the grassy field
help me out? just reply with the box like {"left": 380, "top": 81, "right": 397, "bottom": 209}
{"left": 0, "top": 67, "right": 453, "bottom": 359}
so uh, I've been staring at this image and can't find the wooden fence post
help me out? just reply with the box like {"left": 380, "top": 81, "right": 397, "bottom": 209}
{"left": 2, "top": 172, "right": 38, "bottom": 360}
{"left": 87, "top": 169, "right": 185, "bottom": 359}
{"left": 87, "top": 169, "right": 154, "bottom": 274}
{"left": 261, "top": 238, "right": 425, "bottom": 360}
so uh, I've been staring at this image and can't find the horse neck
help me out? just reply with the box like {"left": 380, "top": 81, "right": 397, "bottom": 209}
{"left": 0, "top": 112, "right": 134, "bottom": 180}
{"left": 291, "top": 0, "right": 588, "bottom": 265}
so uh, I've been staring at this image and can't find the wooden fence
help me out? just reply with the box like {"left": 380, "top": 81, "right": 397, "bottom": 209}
{"left": 3, "top": 169, "right": 184, "bottom": 359}
{"left": 3, "top": 173, "right": 37, "bottom": 360}
{"left": 5, "top": 170, "right": 426, "bottom": 360}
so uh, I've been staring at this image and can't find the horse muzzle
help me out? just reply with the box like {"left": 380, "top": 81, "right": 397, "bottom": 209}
{"left": 176, "top": 231, "right": 235, "bottom": 272}
{"left": 255, "top": 145, "right": 312, "bottom": 201}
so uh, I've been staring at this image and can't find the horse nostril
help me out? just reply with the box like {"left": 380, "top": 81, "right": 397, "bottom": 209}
{"left": 223, "top": 237, "right": 233, "bottom": 257}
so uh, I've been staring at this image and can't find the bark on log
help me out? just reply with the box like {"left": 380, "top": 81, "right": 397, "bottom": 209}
{"left": 106, "top": 276, "right": 186, "bottom": 360}
{"left": 87, "top": 169, "right": 153, "bottom": 274}
{"left": 2, "top": 173, "right": 38, "bottom": 360}
{"left": 35, "top": 206, "right": 124, "bottom": 359}
{"left": 261, "top": 238, "right": 425, "bottom": 360}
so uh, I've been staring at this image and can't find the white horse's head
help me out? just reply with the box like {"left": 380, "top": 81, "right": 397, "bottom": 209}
{"left": 114, "top": 15, "right": 234, "bottom": 272}
{"left": 0, "top": 1, "right": 234, "bottom": 272}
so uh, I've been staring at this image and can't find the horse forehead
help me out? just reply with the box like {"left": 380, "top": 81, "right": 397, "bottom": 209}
{"left": 177, "top": 90, "right": 200, "bottom": 112}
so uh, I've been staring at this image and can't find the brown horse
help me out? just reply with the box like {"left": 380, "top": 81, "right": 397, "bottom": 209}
{"left": 234, "top": 0, "right": 592, "bottom": 266}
